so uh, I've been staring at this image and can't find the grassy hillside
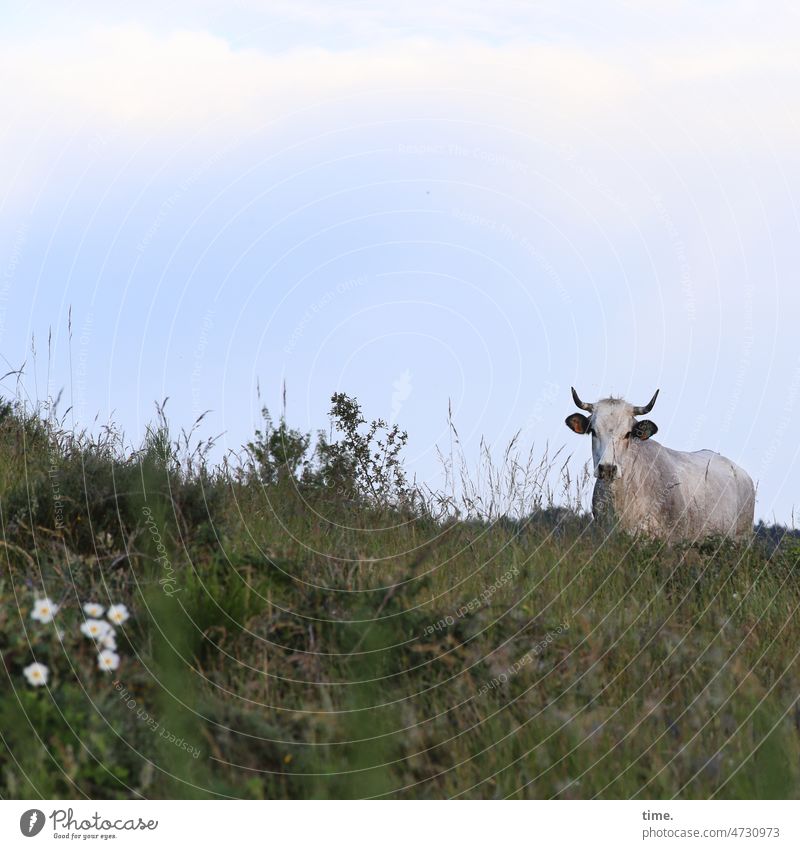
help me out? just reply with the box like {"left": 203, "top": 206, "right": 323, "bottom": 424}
{"left": 1, "top": 394, "right": 798, "bottom": 799}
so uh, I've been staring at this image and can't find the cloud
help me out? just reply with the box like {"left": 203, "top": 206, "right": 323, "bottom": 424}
{"left": 0, "top": 19, "right": 798, "bottom": 215}
{"left": 2, "top": 27, "right": 274, "bottom": 129}
{"left": 0, "top": 24, "right": 638, "bottom": 211}
{"left": 0, "top": 20, "right": 797, "bottom": 143}
{"left": 0, "top": 25, "right": 639, "bottom": 134}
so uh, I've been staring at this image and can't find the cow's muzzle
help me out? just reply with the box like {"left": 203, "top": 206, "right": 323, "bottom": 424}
{"left": 596, "top": 463, "right": 619, "bottom": 480}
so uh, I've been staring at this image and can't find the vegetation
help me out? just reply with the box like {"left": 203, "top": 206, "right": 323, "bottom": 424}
{"left": 1, "top": 391, "right": 799, "bottom": 799}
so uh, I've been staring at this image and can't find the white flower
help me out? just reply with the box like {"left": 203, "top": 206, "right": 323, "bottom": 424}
{"left": 31, "top": 597, "right": 59, "bottom": 623}
{"left": 97, "top": 650, "right": 120, "bottom": 672}
{"left": 100, "top": 631, "right": 117, "bottom": 651}
{"left": 106, "top": 604, "right": 130, "bottom": 625}
{"left": 83, "top": 602, "right": 105, "bottom": 617}
{"left": 23, "top": 662, "right": 49, "bottom": 686}
{"left": 80, "top": 618, "right": 112, "bottom": 639}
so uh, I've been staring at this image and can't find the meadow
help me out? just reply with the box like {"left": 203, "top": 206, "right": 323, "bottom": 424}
{"left": 1, "top": 392, "right": 798, "bottom": 799}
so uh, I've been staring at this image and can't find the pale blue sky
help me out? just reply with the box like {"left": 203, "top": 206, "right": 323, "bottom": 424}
{"left": 1, "top": 2, "right": 798, "bottom": 521}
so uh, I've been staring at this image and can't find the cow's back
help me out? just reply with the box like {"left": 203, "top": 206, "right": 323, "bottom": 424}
{"left": 596, "top": 440, "right": 755, "bottom": 541}
{"left": 669, "top": 448, "right": 755, "bottom": 540}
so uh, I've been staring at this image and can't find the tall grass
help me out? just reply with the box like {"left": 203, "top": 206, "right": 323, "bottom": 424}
{"left": 0, "top": 388, "right": 799, "bottom": 799}
{"left": 423, "top": 401, "right": 593, "bottom": 521}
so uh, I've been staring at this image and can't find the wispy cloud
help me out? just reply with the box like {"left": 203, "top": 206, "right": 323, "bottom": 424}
{"left": 1, "top": 16, "right": 797, "bottom": 215}
{"left": 1, "top": 15, "right": 797, "bottom": 154}
{"left": 0, "top": 26, "right": 638, "bottom": 133}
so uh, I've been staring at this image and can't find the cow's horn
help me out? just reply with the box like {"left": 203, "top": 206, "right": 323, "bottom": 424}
{"left": 571, "top": 387, "right": 593, "bottom": 412}
{"left": 633, "top": 389, "right": 659, "bottom": 416}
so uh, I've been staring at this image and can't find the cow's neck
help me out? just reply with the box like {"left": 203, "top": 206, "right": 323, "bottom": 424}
{"left": 592, "top": 441, "right": 658, "bottom": 529}
{"left": 592, "top": 477, "right": 620, "bottom": 526}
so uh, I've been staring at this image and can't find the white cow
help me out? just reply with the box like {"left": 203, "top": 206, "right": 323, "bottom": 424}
{"left": 565, "top": 388, "right": 755, "bottom": 542}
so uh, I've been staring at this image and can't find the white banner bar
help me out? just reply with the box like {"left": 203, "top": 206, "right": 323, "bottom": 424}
{"left": 1, "top": 800, "right": 797, "bottom": 848}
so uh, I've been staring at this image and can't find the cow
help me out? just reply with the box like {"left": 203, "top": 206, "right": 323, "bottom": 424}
{"left": 565, "top": 388, "right": 755, "bottom": 542}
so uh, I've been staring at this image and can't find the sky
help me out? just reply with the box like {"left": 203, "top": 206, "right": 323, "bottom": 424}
{"left": 0, "top": 1, "right": 798, "bottom": 522}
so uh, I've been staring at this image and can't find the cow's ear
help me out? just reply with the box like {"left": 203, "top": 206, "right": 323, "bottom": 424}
{"left": 565, "top": 413, "right": 591, "bottom": 434}
{"left": 632, "top": 419, "right": 658, "bottom": 440}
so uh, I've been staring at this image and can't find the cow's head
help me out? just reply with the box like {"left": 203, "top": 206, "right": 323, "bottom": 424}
{"left": 565, "top": 387, "right": 659, "bottom": 480}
